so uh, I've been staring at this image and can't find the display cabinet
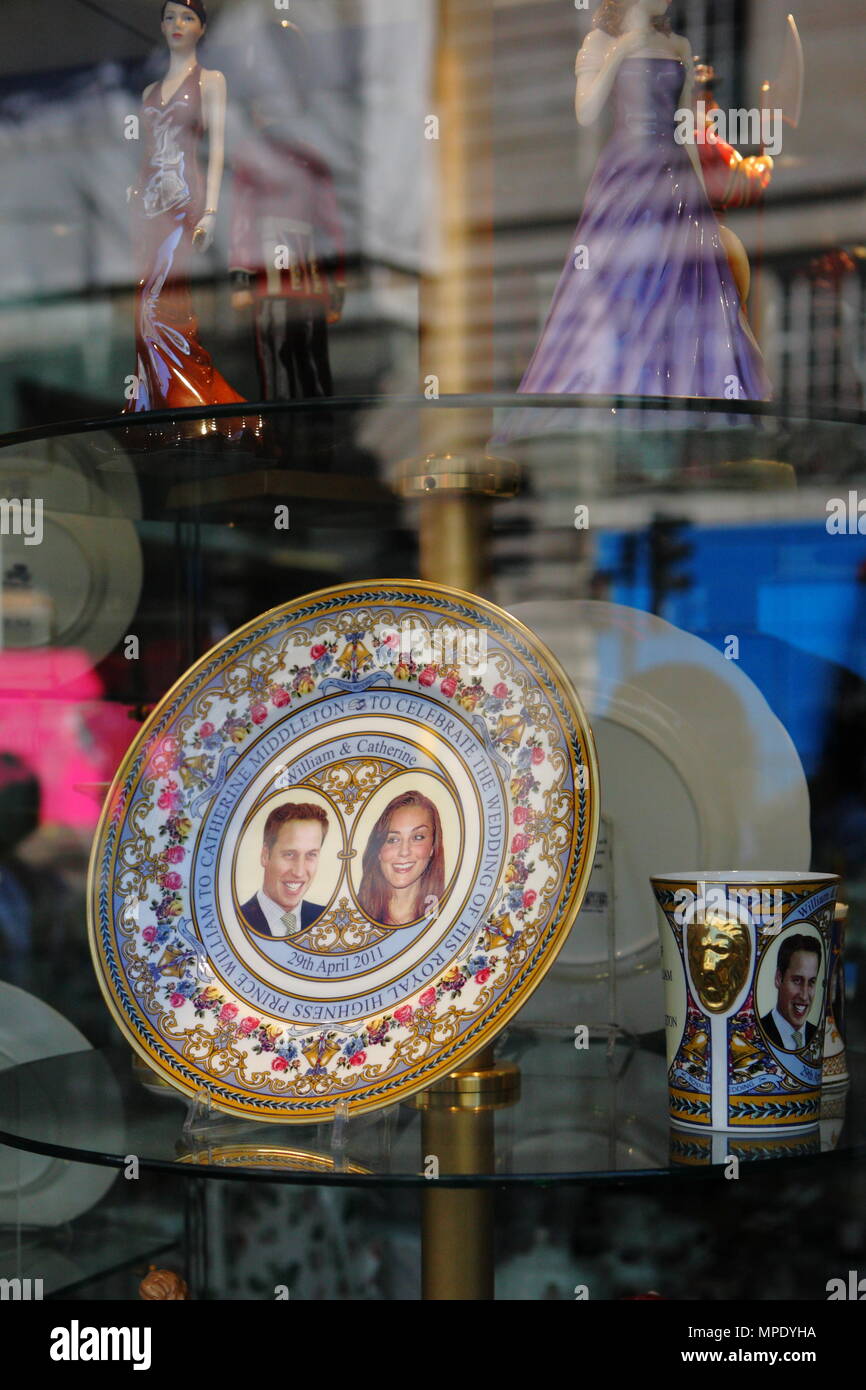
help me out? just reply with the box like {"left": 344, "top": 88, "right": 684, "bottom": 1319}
{"left": 1, "top": 0, "right": 865, "bottom": 1306}
{"left": 0, "top": 395, "right": 863, "bottom": 1299}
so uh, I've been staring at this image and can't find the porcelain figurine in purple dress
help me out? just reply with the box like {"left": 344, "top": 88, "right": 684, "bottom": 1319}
{"left": 514, "top": 0, "right": 770, "bottom": 404}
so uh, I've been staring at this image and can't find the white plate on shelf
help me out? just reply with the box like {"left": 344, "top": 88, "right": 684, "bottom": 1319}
{"left": 0, "top": 454, "right": 142, "bottom": 669}
{"left": 0, "top": 982, "right": 118, "bottom": 1226}
{"left": 510, "top": 601, "right": 811, "bottom": 1033}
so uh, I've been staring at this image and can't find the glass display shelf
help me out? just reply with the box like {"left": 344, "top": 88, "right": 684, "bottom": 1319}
{"left": 3, "top": 394, "right": 865, "bottom": 501}
{"left": 0, "top": 1206, "right": 181, "bottom": 1299}
{"left": 0, "top": 1029, "right": 860, "bottom": 1189}
{"left": 3, "top": 392, "right": 864, "bottom": 738}
{"left": 3, "top": 392, "right": 862, "bottom": 663}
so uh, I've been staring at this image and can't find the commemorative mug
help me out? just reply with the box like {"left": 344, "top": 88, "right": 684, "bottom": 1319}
{"left": 651, "top": 871, "right": 838, "bottom": 1133}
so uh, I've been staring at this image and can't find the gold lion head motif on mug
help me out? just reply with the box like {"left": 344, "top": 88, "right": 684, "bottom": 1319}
{"left": 686, "top": 913, "right": 751, "bottom": 1014}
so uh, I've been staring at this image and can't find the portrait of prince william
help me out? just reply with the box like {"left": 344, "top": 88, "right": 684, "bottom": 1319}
{"left": 239, "top": 802, "right": 328, "bottom": 938}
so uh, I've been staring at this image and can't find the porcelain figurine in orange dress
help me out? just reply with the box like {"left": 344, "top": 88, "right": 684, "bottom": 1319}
{"left": 125, "top": 0, "right": 244, "bottom": 413}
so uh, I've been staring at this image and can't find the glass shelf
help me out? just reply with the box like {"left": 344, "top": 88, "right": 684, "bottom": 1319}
{"left": 4, "top": 394, "right": 866, "bottom": 496}
{"left": 0, "top": 1029, "right": 860, "bottom": 1188}
{"left": 0, "top": 1207, "right": 181, "bottom": 1299}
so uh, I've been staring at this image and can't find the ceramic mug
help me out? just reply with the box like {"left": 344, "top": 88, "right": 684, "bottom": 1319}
{"left": 651, "top": 871, "right": 838, "bottom": 1133}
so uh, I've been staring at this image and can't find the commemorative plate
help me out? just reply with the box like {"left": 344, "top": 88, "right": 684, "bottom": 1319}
{"left": 88, "top": 581, "right": 598, "bottom": 1121}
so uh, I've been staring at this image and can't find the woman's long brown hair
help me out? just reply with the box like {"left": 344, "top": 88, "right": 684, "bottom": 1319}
{"left": 593, "top": 1, "right": 672, "bottom": 37}
{"left": 357, "top": 790, "right": 445, "bottom": 926}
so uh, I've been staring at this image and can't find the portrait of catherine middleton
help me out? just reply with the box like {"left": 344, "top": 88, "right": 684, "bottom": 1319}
{"left": 353, "top": 776, "right": 460, "bottom": 929}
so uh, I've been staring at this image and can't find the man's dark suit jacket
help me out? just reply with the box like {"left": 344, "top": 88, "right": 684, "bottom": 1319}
{"left": 760, "top": 1010, "right": 816, "bottom": 1050}
{"left": 240, "top": 895, "right": 324, "bottom": 936}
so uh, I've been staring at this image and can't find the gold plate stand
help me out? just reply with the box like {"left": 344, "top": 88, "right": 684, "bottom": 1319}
{"left": 411, "top": 1047, "right": 520, "bottom": 1300}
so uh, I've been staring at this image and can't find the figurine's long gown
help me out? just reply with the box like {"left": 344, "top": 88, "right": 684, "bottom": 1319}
{"left": 125, "top": 65, "right": 244, "bottom": 413}
{"left": 511, "top": 58, "right": 770, "bottom": 406}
